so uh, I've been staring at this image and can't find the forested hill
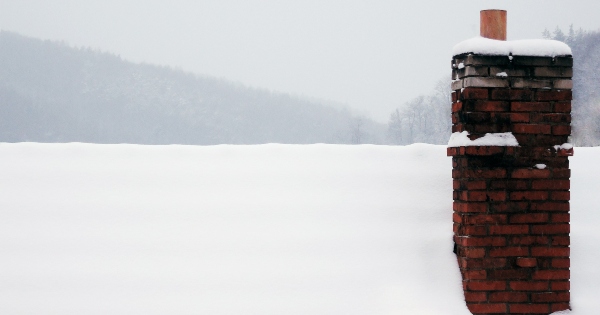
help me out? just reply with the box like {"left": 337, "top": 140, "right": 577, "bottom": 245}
{"left": 0, "top": 31, "right": 384, "bottom": 144}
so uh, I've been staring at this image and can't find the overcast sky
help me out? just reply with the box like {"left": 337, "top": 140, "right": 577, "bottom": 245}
{"left": 1, "top": 1, "right": 599, "bottom": 122}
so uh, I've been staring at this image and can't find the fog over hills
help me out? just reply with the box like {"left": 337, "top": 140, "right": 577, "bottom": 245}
{"left": 0, "top": 31, "right": 385, "bottom": 145}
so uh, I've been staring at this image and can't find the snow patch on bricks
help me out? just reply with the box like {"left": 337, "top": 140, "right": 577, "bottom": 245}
{"left": 448, "top": 131, "right": 519, "bottom": 147}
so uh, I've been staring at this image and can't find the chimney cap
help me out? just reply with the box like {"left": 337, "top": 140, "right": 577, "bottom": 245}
{"left": 480, "top": 9, "right": 507, "bottom": 41}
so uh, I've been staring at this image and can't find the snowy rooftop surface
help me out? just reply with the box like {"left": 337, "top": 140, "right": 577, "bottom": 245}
{"left": 448, "top": 131, "right": 519, "bottom": 147}
{"left": 0, "top": 143, "right": 596, "bottom": 315}
{"left": 453, "top": 36, "right": 572, "bottom": 57}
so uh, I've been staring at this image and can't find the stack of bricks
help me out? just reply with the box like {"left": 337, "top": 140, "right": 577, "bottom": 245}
{"left": 448, "top": 53, "right": 573, "bottom": 315}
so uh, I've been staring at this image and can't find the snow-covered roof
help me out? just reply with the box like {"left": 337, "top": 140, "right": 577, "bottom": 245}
{"left": 453, "top": 36, "right": 572, "bottom": 57}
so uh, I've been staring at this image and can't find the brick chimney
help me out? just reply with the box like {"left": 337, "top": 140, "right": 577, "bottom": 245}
{"left": 448, "top": 10, "right": 572, "bottom": 315}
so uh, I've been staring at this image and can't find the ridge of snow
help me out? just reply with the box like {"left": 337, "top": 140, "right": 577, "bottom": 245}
{"left": 453, "top": 37, "right": 572, "bottom": 57}
{"left": 448, "top": 131, "right": 519, "bottom": 147}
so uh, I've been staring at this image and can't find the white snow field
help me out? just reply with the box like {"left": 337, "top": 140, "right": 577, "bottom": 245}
{"left": 0, "top": 143, "right": 597, "bottom": 315}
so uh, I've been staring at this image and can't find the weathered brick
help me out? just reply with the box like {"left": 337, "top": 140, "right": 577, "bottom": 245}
{"left": 510, "top": 236, "right": 550, "bottom": 246}
{"left": 535, "top": 90, "right": 572, "bottom": 101}
{"left": 511, "top": 56, "right": 553, "bottom": 66}
{"left": 516, "top": 257, "right": 538, "bottom": 267}
{"left": 553, "top": 79, "right": 573, "bottom": 89}
{"left": 532, "top": 269, "right": 570, "bottom": 280}
{"left": 454, "top": 202, "right": 487, "bottom": 213}
{"left": 464, "top": 291, "right": 488, "bottom": 302}
{"left": 510, "top": 281, "right": 549, "bottom": 291}
{"left": 457, "top": 236, "right": 506, "bottom": 247}
{"left": 489, "top": 225, "right": 529, "bottom": 235}
{"left": 511, "top": 101, "right": 552, "bottom": 112}
{"left": 551, "top": 303, "right": 571, "bottom": 313}
{"left": 467, "top": 281, "right": 507, "bottom": 291}
{"left": 554, "top": 101, "right": 571, "bottom": 112}
{"left": 489, "top": 247, "right": 529, "bottom": 257}
{"left": 512, "top": 124, "right": 551, "bottom": 135}
{"left": 531, "top": 247, "right": 570, "bottom": 257}
{"left": 509, "top": 213, "right": 549, "bottom": 224}
{"left": 533, "top": 67, "right": 573, "bottom": 78}
{"left": 509, "top": 303, "right": 550, "bottom": 314}
{"left": 464, "top": 100, "right": 510, "bottom": 112}
{"left": 511, "top": 169, "right": 550, "bottom": 179}
{"left": 552, "top": 258, "right": 570, "bottom": 268}
{"left": 552, "top": 125, "right": 571, "bottom": 135}
{"left": 551, "top": 191, "right": 570, "bottom": 201}
{"left": 511, "top": 78, "right": 552, "bottom": 89}
{"left": 488, "top": 269, "right": 530, "bottom": 280}
{"left": 461, "top": 87, "right": 489, "bottom": 100}
{"left": 530, "top": 202, "right": 569, "bottom": 212}
{"left": 551, "top": 281, "right": 570, "bottom": 291}
{"left": 464, "top": 214, "right": 507, "bottom": 225}
{"left": 551, "top": 213, "right": 570, "bottom": 223}
{"left": 460, "top": 258, "right": 507, "bottom": 269}
{"left": 531, "top": 180, "right": 570, "bottom": 190}
{"left": 531, "top": 224, "right": 570, "bottom": 234}
{"left": 489, "top": 291, "right": 528, "bottom": 302}
{"left": 463, "top": 269, "right": 487, "bottom": 280}
{"left": 510, "top": 191, "right": 549, "bottom": 201}
{"left": 467, "top": 303, "right": 507, "bottom": 314}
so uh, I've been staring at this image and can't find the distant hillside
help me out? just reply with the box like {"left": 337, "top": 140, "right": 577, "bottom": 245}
{"left": 0, "top": 31, "right": 384, "bottom": 144}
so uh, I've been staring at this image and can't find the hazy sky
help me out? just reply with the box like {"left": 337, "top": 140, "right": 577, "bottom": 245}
{"left": 1, "top": 1, "right": 599, "bottom": 122}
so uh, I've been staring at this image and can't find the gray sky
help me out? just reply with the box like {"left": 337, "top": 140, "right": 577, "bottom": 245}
{"left": 1, "top": 0, "right": 599, "bottom": 122}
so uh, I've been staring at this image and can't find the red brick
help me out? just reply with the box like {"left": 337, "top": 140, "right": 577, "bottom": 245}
{"left": 533, "top": 270, "right": 570, "bottom": 280}
{"left": 554, "top": 102, "right": 571, "bottom": 112}
{"left": 489, "top": 202, "right": 529, "bottom": 213}
{"left": 510, "top": 191, "right": 548, "bottom": 201}
{"left": 510, "top": 236, "right": 550, "bottom": 246}
{"left": 451, "top": 91, "right": 459, "bottom": 102}
{"left": 489, "top": 291, "right": 528, "bottom": 302}
{"left": 458, "top": 236, "right": 506, "bottom": 247}
{"left": 471, "top": 100, "right": 510, "bottom": 112}
{"left": 467, "top": 281, "right": 507, "bottom": 291}
{"left": 512, "top": 102, "right": 552, "bottom": 112}
{"left": 454, "top": 202, "right": 487, "bottom": 213}
{"left": 551, "top": 303, "right": 571, "bottom": 313}
{"left": 467, "top": 303, "right": 507, "bottom": 314}
{"left": 510, "top": 112, "right": 530, "bottom": 123}
{"left": 464, "top": 214, "right": 506, "bottom": 225}
{"left": 460, "top": 247, "right": 486, "bottom": 258}
{"left": 551, "top": 191, "right": 570, "bottom": 201}
{"left": 535, "top": 90, "right": 572, "bottom": 101}
{"left": 532, "top": 292, "right": 570, "bottom": 303}
{"left": 466, "top": 180, "right": 487, "bottom": 190}
{"left": 464, "top": 291, "right": 487, "bottom": 302}
{"left": 461, "top": 258, "right": 507, "bottom": 269}
{"left": 531, "top": 113, "right": 571, "bottom": 123}
{"left": 461, "top": 225, "right": 488, "bottom": 236}
{"left": 552, "top": 236, "right": 570, "bottom": 246}
{"left": 553, "top": 125, "right": 572, "bottom": 135}
{"left": 531, "top": 224, "right": 570, "bottom": 234}
{"left": 552, "top": 169, "right": 571, "bottom": 178}
{"left": 509, "top": 303, "right": 550, "bottom": 313}
{"left": 489, "top": 247, "right": 529, "bottom": 257}
{"left": 464, "top": 269, "right": 487, "bottom": 280}
{"left": 552, "top": 258, "right": 570, "bottom": 268}
{"left": 531, "top": 180, "right": 570, "bottom": 190}
{"left": 460, "top": 191, "right": 487, "bottom": 202}
{"left": 511, "top": 169, "right": 550, "bottom": 179}
{"left": 453, "top": 213, "right": 463, "bottom": 223}
{"left": 530, "top": 202, "right": 569, "bottom": 212}
{"left": 452, "top": 101, "right": 463, "bottom": 113}
{"left": 490, "top": 225, "right": 529, "bottom": 235}
{"left": 552, "top": 213, "right": 570, "bottom": 223}
{"left": 463, "top": 169, "right": 508, "bottom": 179}
{"left": 510, "top": 213, "right": 549, "bottom": 224}
{"left": 462, "top": 87, "right": 489, "bottom": 100}
{"left": 512, "top": 124, "right": 551, "bottom": 135}
{"left": 516, "top": 257, "right": 538, "bottom": 267}
{"left": 532, "top": 247, "right": 570, "bottom": 257}
{"left": 488, "top": 269, "right": 530, "bottom": 280}
{"left": 465, "top": 146, "right": 506, "bottom": 155}
{"left": 551, "top": 281, "right": 570, "bottom": 291}
{"left": 489, "top": 180, "right": 527, "bottom": 190}
{"left": 510, "top": 281, "right": 549, "bottom": 291}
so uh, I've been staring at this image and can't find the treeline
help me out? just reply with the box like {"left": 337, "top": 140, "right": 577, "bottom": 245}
{"left": 0, "top": 31, "right": 385, "bottom": 145}
{"left": 386, "top": 26, "right": 600, "bottom": 146}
